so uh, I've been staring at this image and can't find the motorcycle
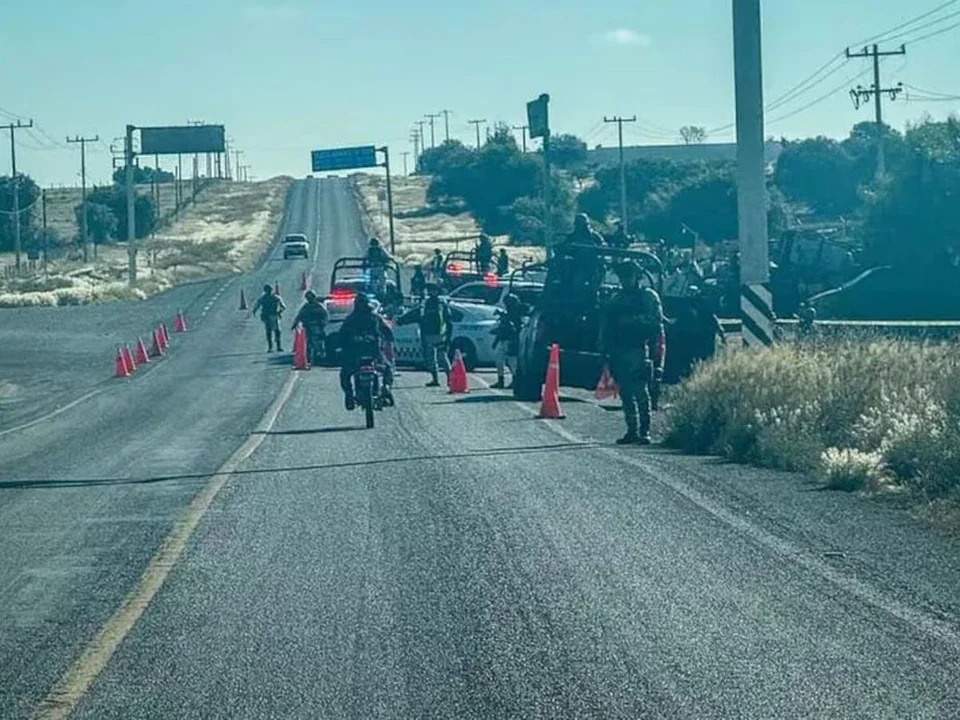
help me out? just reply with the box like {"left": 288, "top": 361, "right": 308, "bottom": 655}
{"left": 353, "top": 356, "right": 394, "bottom": 429}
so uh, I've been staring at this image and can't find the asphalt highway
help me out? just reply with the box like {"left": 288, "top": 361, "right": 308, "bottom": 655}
{"left": 3, "top": 178, "right": 960, "bottom": 719}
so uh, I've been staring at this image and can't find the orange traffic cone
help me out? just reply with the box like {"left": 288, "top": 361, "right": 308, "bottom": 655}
{"left": 300, "top": 272, "right": 308, "bottom": 291}
{"left": 150, "top": 328, "right": 165, "bottom": 357}
{"left": 174, "top": 310, "right": 187, "bottom": 333}
{"left": 292, "top": 324, "right": 309, "bottom": 370}
{"left": 159, "top": 323, "right": 170, "bottom": 348}
{"left": 135, "top": 336, "right": 151, "bottom": 365}
{"left": 239, "top": 288, "right": 248, "bottom": 310}
{"left": 114, "top": 348, "right": 130, "bottom": 378}
{"left": 448, "top": 350, "right": 469, "bottom": 394}
{"left": 122, "top": 345, "right": 137, "bottom": 374}
{"left": 594, "top": 364, "right": 618, "bottom": 400}
{"left": 538, "top": 343, "right": 565, "bottom": 419}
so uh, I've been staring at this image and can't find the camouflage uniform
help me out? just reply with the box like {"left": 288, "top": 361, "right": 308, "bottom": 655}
{"left": 601, "top": 284, "right": 664, "bottom": 442}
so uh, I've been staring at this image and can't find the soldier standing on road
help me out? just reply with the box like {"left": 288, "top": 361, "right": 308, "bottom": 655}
{"left": 290, "top": 290, "right": 329, "bottom": 364}
{"left": 599, "top": 262, "right": 664, "bottom": 445}
{"left": 491, "top": 293, "right": 525, "bottom": 389}
{"left": 251, "top": 284, "right": 286, "bottom": 353}
{"left": 399, "top": 283, "right": 452, "bottom": 387}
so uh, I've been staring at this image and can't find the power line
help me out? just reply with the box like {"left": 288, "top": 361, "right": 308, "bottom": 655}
{"left": 879, "top": 7, "right": 960, "bottom": 44}
{"left": 766, "top": 64, "right": 875, "bottom": 126}
{"left": 854, "top": 0, "right": 958, "bottom": 45}
{"left": 900, "top": 17, "right": 960, "bottom": 45}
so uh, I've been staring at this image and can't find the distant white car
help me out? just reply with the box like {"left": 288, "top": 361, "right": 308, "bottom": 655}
{"left": 282, "top": 233, "right": 309, "bottom": 259}
{"left": 392, "top": 301, "right": 500, "bottom": 370}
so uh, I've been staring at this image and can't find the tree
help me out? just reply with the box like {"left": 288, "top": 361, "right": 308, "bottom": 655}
{"left": 75, "top": 201, "right": 118, "bottom": 244}
{"left": 416, "top": 139, "right": 472, "bottom": 176}
{"left": 86, "top": 186, "right": 156, "bottom": 241}
{"left": 546, "top": 133, "right": 587, "bottom": 169}
{"left": 861, "top": 118, "right": 960, "bottom": 270}
{"left": 111, "top": 165, "right": 175, "bottom": 185}
{"left": 774, "top": 137, "right": 860, "bottom": 216}
{"left": 0, "top": 174, "right": 40, "bottom": 252}
{"left": 679, "top": 126, "right": 708, "bottom": 145}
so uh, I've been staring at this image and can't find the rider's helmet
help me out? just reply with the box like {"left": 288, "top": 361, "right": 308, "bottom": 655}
{"left": 504, "top": 293, "right": 521, "bottom": 309}
{"left": 353, "top": 292, "right": 372, "bottom": 312}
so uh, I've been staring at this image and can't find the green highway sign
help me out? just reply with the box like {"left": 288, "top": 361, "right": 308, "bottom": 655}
{"left": 311, "top": 145, "right": 378, "bottom": 172}
{"left": 527, "top": 94, "right": 550, "bottom": 139}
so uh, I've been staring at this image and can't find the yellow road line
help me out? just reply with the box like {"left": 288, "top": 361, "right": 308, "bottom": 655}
{"left": 35, "top": 371, "right": 301, "bottom": 720}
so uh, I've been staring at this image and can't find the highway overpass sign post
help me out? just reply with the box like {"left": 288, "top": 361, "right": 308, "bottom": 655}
{"left": 311, "top": 145, "right": 395, "bottom": 253}
{"left": 527, "top": 94, "right": 551, "bottom": 247}
{"left": 124, "top": 124, "right": 227, "bottom": 284}
{"left": 733, "top": 0, "right": 774, "bottom": 347}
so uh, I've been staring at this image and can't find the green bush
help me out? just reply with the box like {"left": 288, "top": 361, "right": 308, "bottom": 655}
{"left": 666, "top": 338, "right": 960, "bottom": 498}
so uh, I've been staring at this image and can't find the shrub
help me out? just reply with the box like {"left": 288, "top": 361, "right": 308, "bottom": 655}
{"left": 665, "top": 338, "right": 960, "bottom": 499}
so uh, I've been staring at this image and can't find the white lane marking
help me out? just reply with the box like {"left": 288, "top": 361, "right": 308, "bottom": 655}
{"left": 471, "top": 375, "right": 960, "bottom": 652}
{"left": 0, "top": 388, "right": 108, "bottom": 439}
{"left": 36, "top": 371, "right": 302, "bottom": 720}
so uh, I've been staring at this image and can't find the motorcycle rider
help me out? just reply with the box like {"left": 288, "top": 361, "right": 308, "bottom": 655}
{"left": 290, "top": 290, "right": 329, "bottom": 364}
{"left": 599, "top": 261, "right": 664, "bottom": 445}
{"left": 338, "top": 292, "right": 394, "bottom": 410}
{"left": 251, "top": 284, "right": 286, "bottom": 352}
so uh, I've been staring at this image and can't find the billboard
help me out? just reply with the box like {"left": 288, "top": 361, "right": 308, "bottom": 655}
{"left": 140, "top": 125, "right": 225, "bottom": 155}
{"left": 311, "top": 145, "right": 378, "bottom": 172}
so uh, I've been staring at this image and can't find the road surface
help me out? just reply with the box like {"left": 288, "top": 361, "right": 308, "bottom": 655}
{"left": 3, "top": 178, "right": 960, "bottom": 719}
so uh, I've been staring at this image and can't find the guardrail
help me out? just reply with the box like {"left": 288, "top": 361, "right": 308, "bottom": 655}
{"left": 718, "top": 318, "right": 960, "bottom": 341}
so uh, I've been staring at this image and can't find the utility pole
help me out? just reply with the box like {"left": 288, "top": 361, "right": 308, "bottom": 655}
{"left": 41, "top": 187, "right": 47, "bottom": 270}
{"left": 67, "top": 134, "right": 99, "bottom": 262}
{"left": 512, "top": 125, "right": 529, "bottom": 152}
{"left": 468, "top": 119, "right": 486, "bottom": 149}
{"left": 177, "top": 154, "right": 184, "bottom": 208}
{"left": 125, "top": 124, "right": 137, "bottom": 284}
{"left": 414, "top": 120, "right": 428, "bottom": 153}
{"left": 441, "top": 109, "right": 452, "bottom": 142}
{"left": 401, "top": 151, "right": 410, "bottom": 176}
{"left": 4, "top": 119, "right": 33, "bottom": 270}
{"left": 846, "top": 43, "right": 906, "bottom": 177}
{"left": 377, "top": 146, "right": 396, "bottom": 253}
{"left": 187, "top": 120, "right": 203, "bottom": 196}
{"left": 233, "top": 149, "right": 243, "bottom": 182}
{"left": 733, "top": 0, "right": 773, "bottom": 348}
{"left": 425, "top": 112, "right": 441, "bottom": 148}
{"left": 603, "top": 116, "right": 637, "bottom": 233}
{"left": 410, "top": 132, "right": 420, "bottom": 170}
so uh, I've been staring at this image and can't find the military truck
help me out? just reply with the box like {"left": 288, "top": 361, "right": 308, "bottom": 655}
{"left": 511, "top": 244, "right": 667, "bottom": 401}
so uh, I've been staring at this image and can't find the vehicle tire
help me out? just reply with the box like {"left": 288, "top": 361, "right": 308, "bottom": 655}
{"left": 449, "top": 338, "right": 477, "bottom": 371}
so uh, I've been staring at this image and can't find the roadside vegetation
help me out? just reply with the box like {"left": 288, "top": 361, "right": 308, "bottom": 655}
{"left": 0, "top": 177, "right": 292, "bottom": 307}
{"left": 666, "top": 337, "right": 960, "bottom": 515}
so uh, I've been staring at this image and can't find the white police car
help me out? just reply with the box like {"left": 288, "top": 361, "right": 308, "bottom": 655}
{"left": 392, "top": 300, "right": 500, "bottom": 370}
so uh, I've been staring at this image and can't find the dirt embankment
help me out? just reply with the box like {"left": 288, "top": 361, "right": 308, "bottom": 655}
{"left": 0, "top": 177, "right": 294, "bottom": 308}
{"left": 350, "top": 173, "right": 545, "bottom": 269}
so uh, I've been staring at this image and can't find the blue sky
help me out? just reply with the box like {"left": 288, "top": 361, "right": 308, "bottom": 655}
{"left": 1, "top": 0, "right": 958, "bottom": 186}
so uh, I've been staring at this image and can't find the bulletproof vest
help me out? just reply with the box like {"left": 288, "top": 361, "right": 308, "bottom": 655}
{"left": 421, "top": 297, "right": 447, "bottom": 336}
{"left": 607, "top": 289, "right": 660, "bottom": 351}
{"left": 260, "top": 294, "right": 281, "bottom": 317}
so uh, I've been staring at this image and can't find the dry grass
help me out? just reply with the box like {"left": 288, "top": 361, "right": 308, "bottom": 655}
{"left": 0, "top": 178, "right": 293, "bottom": 307}
{"left": 666, "top": 338, "right": 960, "bottom": 512}
{"left": 351, "top": 173, "right": 545, "bottom": 268}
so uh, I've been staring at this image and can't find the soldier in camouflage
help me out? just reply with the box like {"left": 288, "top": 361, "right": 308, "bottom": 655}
{"left": 599, "top": 261, "right": 664, "bottom": 445}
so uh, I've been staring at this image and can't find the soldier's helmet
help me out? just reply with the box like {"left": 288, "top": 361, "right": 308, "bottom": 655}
{"left": 574, "top": 213, "right": 590, "bottom": 231}
{"left": 613, "top": 261, "right": 639, "bottom": 279}
{"left": 304, "top": 290, "right": 317, "bottom": 302}
{"left": 354, "top": 292, "right": 372, "bottom": 311}
{"left": 263, "top": 283, "right": 273, "bottom": 294}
